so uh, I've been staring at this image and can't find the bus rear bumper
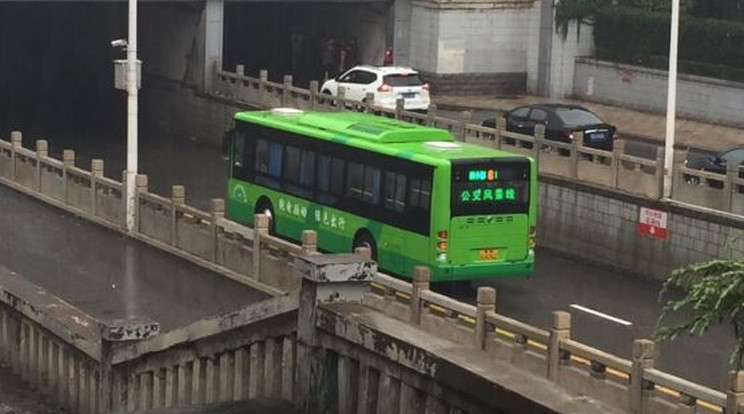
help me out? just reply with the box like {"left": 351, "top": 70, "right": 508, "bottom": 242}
{"left": 429, "top": 259, "right": 535, "bottom": 282}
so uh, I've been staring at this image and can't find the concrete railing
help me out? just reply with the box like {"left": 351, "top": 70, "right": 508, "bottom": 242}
{"left": 363, "top": 267, "right": 742, "bottom": 414}
{"left": 673, "top": 149, "right": 744, "bottom": 216}
{"left": 0, "top": 131, "right": 324, "bottom": 296}
{"left": 212, "top": 66, "right": 668, "bottom": 203}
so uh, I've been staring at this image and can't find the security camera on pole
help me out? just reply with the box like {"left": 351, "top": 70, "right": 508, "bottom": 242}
{"left": 111, "top": 0, "right": 141, "bottom": 233}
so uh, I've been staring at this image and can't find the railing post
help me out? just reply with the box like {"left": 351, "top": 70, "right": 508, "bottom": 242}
{"left": 458, "top": 110, "right": 472, "bottom": 142}
{"left": 630, "top": 339, "right": 655, "bottom": 414}
{"left": 395, "top": 98, "right": 404, "bottom": 119}
{"left": 309, "top": 80, "right": 319, "bottom": 110}
{"left": 170, "top": 185, "right": 185, "bottom": 246}
{"left": 90, "top": 159, "right": 104, "bottom": 217}
{"left": 672, "top": 149, "right": 687, "bottom": 200}
{"left": 410, "top": 266, "right": 430, "bottom": 325}
{"left": 62, "top": 149, "right": 75, "bottom": 205}
{"left": 235, "top": 64, "right": 244, "bottom": 77}
{"left": 337, "top": 87, "right": 346, "bottom": 108}
{"left": 282, "top": 74, "right": 293, "bottom": 107}
{"left": 727, "top": 371, "right": 744, "bottom": 414}
{"left": 725, "top": 161, "right": 738, "bottom": 212}
{"left": 475, "top": 287, "right": 496, "bottom": 350}
{"left": 134, "top": 174, "right": 148, "bottom": 233}
{"left": 302, "top": 230, "right": 318, "bottom": 255}
{"left": 548, "top": 311, "right": 571, "bottom": 381}
{"left": 426, "top": 103, "right": 437, "bottom": 127}
{"left": 252, "top": 214, "right": 269, "bottom": 280}
{"left": 258, "top": 69, "right": 268, "bottom": 105}
{"left": 211, "top": 198, "right": 225, "bottom": 262}
{"left": 571, "top": 131, "right": 583, "bottom": 179}
{"left": 35, "top": 140, "right": 48, "bottom": 191}
{"left": 364, "top": 92, "right": 375, "bottom": 114}
{"left": 496, "top": 116, "right": 507, "bottom": 150}
{"left": 354, "top": 246, "right": 371, "bottom": 261}
{"left": 534, "top": 124, "right": 545, "bottom": 168}
{"left": 10, "top": 131, "right": 21, "bottom": 182}
{"left": 612, "top": 139, "right": 626, "bottom": 189}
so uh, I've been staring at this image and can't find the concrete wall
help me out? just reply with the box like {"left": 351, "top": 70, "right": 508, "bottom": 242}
{"left": 574, "top": 58, "right": 744, "bottom": 127}
{"left": 547, "top": 21, "right": 594, "bottom": 98}
{"left": 408, "top": 0, "right": 536, "bottom": 94}
{"left": 539, "top": 176, "right": 744, "bottom": 281}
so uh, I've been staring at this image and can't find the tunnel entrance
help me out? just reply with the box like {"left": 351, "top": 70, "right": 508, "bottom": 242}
{"left": 223, "top": 2, "right": 391, "bottom": 87}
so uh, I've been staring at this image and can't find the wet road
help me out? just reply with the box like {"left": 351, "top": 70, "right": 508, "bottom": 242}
{"left": 0, "top": 184, "right": 268, "bottom": 331}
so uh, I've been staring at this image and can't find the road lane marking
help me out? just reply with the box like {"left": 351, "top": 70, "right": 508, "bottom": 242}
{"left": 569, "top": 304, "right": 633, "bottom": 326}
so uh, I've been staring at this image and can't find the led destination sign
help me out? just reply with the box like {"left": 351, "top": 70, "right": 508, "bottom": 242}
{"left": 451, "top": 160, "right": 530, "bottom": 216}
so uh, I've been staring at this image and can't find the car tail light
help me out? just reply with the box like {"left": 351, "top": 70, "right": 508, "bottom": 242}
{"left": 422, "top": 83, "right": 430, "bottom": 91}
{"left": 377, "top": 83, "right": 393, "bottom": 92}
{"left": 563, "top": 129, "right": 574, "bottom": 141}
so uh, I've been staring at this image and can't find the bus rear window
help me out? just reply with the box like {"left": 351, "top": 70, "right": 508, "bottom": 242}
{"left": 451, "top": 159, "right": 530, "bottom": 216}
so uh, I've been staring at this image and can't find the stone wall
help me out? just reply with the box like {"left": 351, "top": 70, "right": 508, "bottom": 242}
{"left": 574, "top": 58, "right": 744, "bottom": 128}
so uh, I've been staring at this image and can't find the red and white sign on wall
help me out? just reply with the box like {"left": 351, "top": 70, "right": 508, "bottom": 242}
{"left": 638, "top": 207, "right": 668, "bottom": 240}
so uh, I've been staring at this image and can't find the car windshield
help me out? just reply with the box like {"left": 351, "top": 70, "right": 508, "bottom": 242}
{"left": 554, "top": 108, "right": 603, "bottom": 127}
{"left": 383, "top": 74, "right": 424, "bottom": 87}
{"left": 721, "top": 148, "right": 744, "bottom": 164}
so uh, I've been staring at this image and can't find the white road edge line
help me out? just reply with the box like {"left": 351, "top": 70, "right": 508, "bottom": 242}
{"left": 569, "top": 304, "right": 633, "bottom": 326}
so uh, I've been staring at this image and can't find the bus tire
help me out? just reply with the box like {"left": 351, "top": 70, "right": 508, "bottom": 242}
{"left": 353, "top": 231, "right": 378, "bottom": 261}
{"left": 254, "top": 198, "right": 276, "bottom": 235}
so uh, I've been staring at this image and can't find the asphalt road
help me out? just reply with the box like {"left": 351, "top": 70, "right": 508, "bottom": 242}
{"left": 0, "top": 184, "right": 268, "bottom": 331}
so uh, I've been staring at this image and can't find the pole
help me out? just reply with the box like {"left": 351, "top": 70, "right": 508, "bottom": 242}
{"left": 125, "top": 0, "right": 139, "bottom": 232}
{"left": 663, "top": 0, "right": 680, "bottom": 198}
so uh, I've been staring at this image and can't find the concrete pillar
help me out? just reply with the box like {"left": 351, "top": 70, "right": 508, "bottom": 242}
{"left": 295, "top": 252, "right": 377, "bottom": 414}
{"left": 672, "top": 149, "right": 688, "bottom": 199}
{"left": 252, "top": 214, "right": 270, "bottom": 280}
{"left": 612, "top": 139, "right": 626, "bottom": 188}
{"left": 35, "top": 140, "right": 48, "bottom": 191}
{"left": 475, "top": 287, "right": 496, "bottom": 350}
{"left": 202, "top": 0, "right": 224, "bottom": 92}
{"left": 392, "top": 0, "right": 412, "bottom": 66}
{"left": 211, "top": 199, "right": 225, "bottom": 261}
{"left": 171, "top": 186, "right": 185, "bottom": 246}
{"left": 630, "top": 339, "right": 654, "bottom": 414}
{"left": 410, "top": 266, "right": 430, "bottom": 325}
{"left": 536, "top": 0, "right": 554, "bottom": 96}
{"left": 726, "top": 371, "right": 744, "bottom": 414}
{"left": 547, "top": 311, "right": 570, "bottom": 381}
{"left": 91, "top": 160, "right": 104, "bottom": 216}
{"left": 301, "top": 230, "right": 318, "bottom": 255}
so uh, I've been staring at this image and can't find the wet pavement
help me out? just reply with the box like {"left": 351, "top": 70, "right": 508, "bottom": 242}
{"left": 0, "top": 184, "right": 268, "bottom": 331}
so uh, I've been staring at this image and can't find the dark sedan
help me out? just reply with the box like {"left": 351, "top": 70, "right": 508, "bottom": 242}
{"left": 482, "top": 104, "right": 616, "bottom": 150}
{"left": 684, "top": 147, "right": 744, "bottom": 187}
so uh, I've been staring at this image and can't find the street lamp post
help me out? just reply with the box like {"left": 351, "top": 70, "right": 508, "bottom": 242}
{"left": 663, "top": 0, "right": 681, "bottom": 198}
{"left": 125, "top": 0, "right": 139, "bottom": 233}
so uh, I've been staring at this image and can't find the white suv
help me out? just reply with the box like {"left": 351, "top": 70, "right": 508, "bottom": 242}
{"left": 320, "top": 65, "right": 430, "bottom": 111}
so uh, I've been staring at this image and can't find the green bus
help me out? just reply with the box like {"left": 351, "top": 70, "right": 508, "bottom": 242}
{"left": 227, "top": 108, "right": 536, "bottom": 281}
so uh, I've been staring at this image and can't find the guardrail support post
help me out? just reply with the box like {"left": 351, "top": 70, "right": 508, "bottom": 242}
{"left": 395, "top": 98, "right": 404, "bottom": 119}
{"left": 495, "top": 116, "right": 507, "bottom": 150}
{"left": 62, "top": 150, "right": 75, "bottom": 204}
{"left": 548, "top": 311, "right": 571, "bottom": 381}
{"left": 571, "top": 131, "right": 582, "bottom": 178}
{"left": 90, "top": 159, "right": 104, "bottom": 217}
{"left": 301, "top": 230, "right": 318, "bottom": 255}
{"left": 134, "top": 174, "right": 148, "bottom": 232}
{"left": 612, "top": 139, "right": 625, "bottom": 189}
{"left": 35, "top": 140, "right": 48, "bottom": 191}
{"left": 211, "top": 198, "right": 225, "bottom": 262}
{"left": 282, "top": 75, "right": 293, "bottom": 107}
{"left": 235, "top": 64, "right": 244, "bottom": 77}
{"left": 630, "top": 339, "right": 654, "bottom": 414}
{"left": 725, "top": 161, "right": 738, "bottom": 212}
{"left": 252, "top": 214, "right": 270, "bottom": 280}
{"left": 410, "top": 266, "right": 430, "bottom": 325}
{"left": 258, "top": 69, "right": 268, "bottom": 104}
{"left": 309, "top": 81, "right": 319, "bottom": 110}
{"left": 364, "top": 92, "right": 374, "bottom": 114}
{"left": 337, "top": 87, "right": 346, "bottom": 108}
{"left": 170, "top": 185, "right": 185, "bottom": 246}
{"left": 671, "top": 149, "right": 687, "bottom": 199}
{"left": 295, "top": 251, "right": 377, "bottom": 414}
{"left": 475, "top": 287, "right": 496, "bottom": 350}
{"left": 426, "top": 103, "right": 437, "bottom": 127}
{"left": 10, "top": 131, "right": 21, "bottom": 182}
{"left": 534, "top": 125, "right": 545, "bottom": 168}
{"left": 458, "top": 111, "right": 472, "bottom": 142}
{"left": 726, "top": 371, "right": 744, "bottom": 414}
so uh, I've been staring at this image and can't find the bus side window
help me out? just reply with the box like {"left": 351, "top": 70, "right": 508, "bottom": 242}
{"left": 363, "top": 167, "right": 381, "bottom": 205}
{"left": 384, "top": 172, "right": 406, "bottom": 213}
{"left": 347, "top": 162, "right": 364, "bottom": 199}
{"left": 409, "top": 178, "right": 432, "bottom": 211}
{"left": 255, "top": 139, "right": 269, "bottom": 173}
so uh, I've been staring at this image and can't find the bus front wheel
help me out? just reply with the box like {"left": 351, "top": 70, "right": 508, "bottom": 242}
{"left": 255, "top": 199, "right": 276, "bottom": 235}
{"left": 353, "top": 231, "right": 378, "bottom": 261}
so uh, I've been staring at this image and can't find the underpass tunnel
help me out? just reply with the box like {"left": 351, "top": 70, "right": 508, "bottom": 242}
{"left": 222, "top": 2, "right": 391, "bottom": 87}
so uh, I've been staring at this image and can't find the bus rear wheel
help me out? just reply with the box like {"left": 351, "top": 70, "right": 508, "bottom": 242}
{"left": 254, "top": 199, "right": 276, "bottom": 235}
{"left": 353, "top": 231, "right": 378, "bottom": 261}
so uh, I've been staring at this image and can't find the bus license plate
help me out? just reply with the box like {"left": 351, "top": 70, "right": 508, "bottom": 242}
{"left": 479, "top": 249, "right": 499, "bottom": 260}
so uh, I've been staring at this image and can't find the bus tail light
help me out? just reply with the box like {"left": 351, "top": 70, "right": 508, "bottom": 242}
{"left": 529, "top": 226, "right": 536, "bottom": 247}
{"left": 438, "top": 230, "right": 448, "bottom": 239}
{"left": 437, "top": 241, "right": 448, "bottom": 251}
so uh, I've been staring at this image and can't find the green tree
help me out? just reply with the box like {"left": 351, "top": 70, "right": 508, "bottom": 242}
{"left": 654, "top": 260, "right": 744, "bottom": 368}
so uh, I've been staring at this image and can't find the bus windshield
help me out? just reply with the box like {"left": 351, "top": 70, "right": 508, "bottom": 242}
{"left": 450, "top": 159, "right": 530, "bottom": 216}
